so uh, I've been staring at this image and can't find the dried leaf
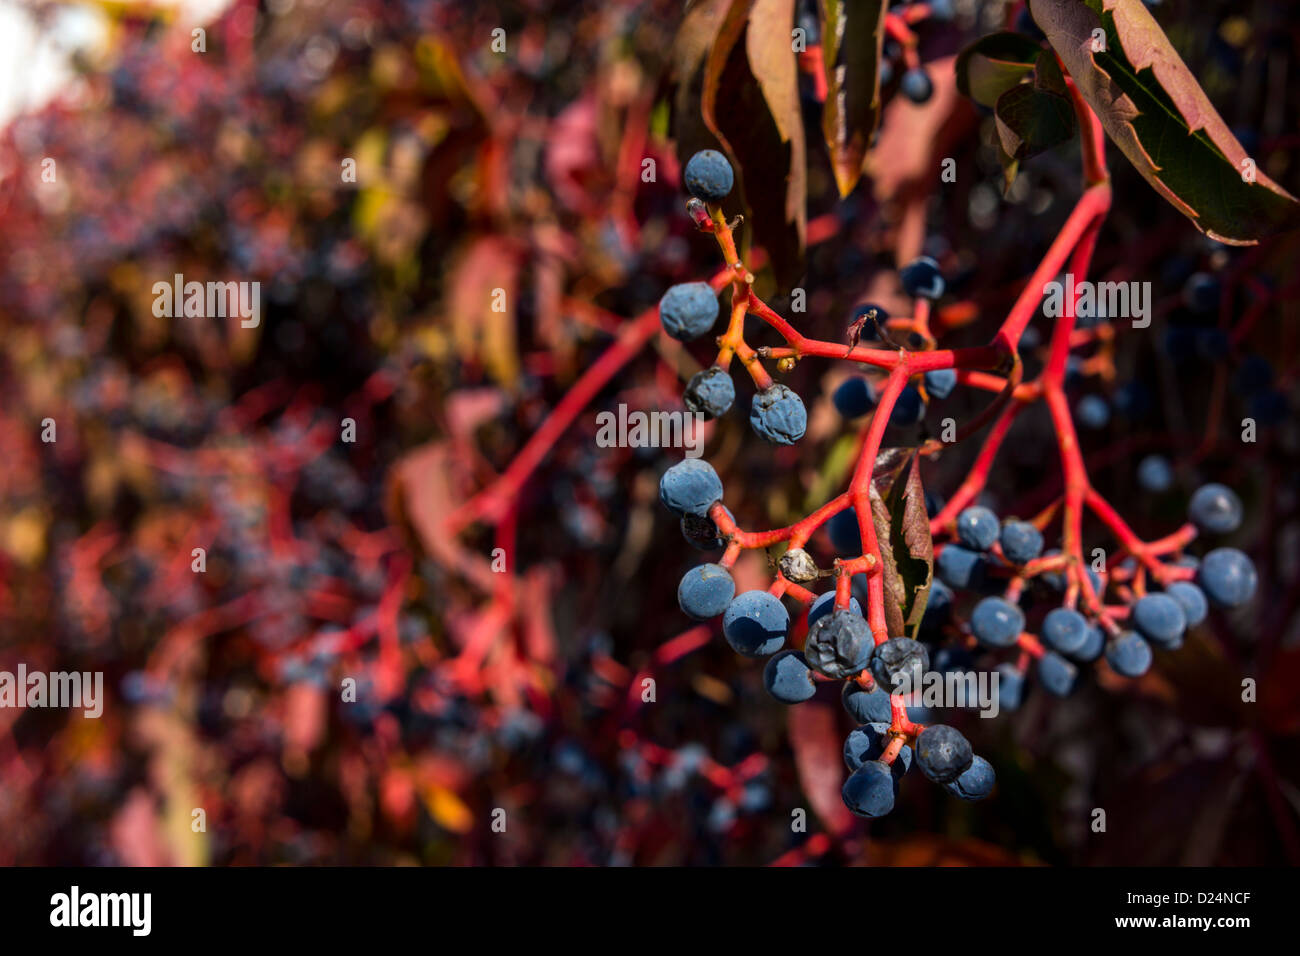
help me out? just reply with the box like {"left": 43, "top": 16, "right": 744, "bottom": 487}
{"left": 868, "top": 449, "right": 933, "bottom": 638}
{"left": 818, "top": 0, "right": 888, "bottom": 197}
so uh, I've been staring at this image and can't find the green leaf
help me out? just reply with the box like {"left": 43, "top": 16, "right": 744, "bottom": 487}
{"left": 818, "top": 0, "right": 888, "bottom": 197}
{"left": 867, "top": 449, "right": 933, "bottom": 639}
{"left": 1029, "top": 0, "right": 1300, "bottom": 245}
{"left": 993, "top": 50, "right": 1077, "bottom": 161}
{"left": 955, "top": 31, "right": 1042, "bottom": 109}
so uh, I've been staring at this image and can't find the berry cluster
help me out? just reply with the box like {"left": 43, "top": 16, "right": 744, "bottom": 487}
{"left": 656, "top": 145, "right": 1258, "bottom": 820}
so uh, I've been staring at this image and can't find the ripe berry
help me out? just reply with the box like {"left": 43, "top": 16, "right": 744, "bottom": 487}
{"left": 999, "top": 520, "right": 1044, "bottom": 565}
{"left": 1037, "top": 651, "right": 1078, "bottom": 696}
{"left": 750, "top": 384, "right": 808, "bottom": 445}
{"left": 1131, "top": 593, "right": 1187, "bottom": 649}
{"left": 1196, "top": 547, "right": 1257, "bottom": 607}
{"left": 924, "top": 368, "right": 957, "bottom": 401}
{"left": 899, "top": 67, "right": 934, "bottom": 105}
{"left": 841, "top": 760, "right": 897, "bottom": 818}
{"left": 723, "top": 590, "right": 790, "bottom": 657}
{"left": 844, "top": 722, "right": 913, "bottom": 773}
{"left": 833, "top": 376, "right": 877, "bottom": 418}
{"left": 1041, "top": 607, "right": 1089, "bottom": 655}
{"left": 828, "top": 508, "right": 863, "bottom": 555}
{"left": 1071, "top": 623, "right": 1106, "bottom": 663}
{"left": 1075, "top": 394, "right": 1110, "bottom": 430}
{"left": 936, "top": 544, "right": 986, "bottom": 590}
{"left": 763, "top": 650, "right": 816, "bottom": 703}
{"left": 1188, "top": 483, "right": 1243, "bottom": 535}
{"left": 807, "top": 590, "right": 863, "bottom": 629}
{"left": 900, "top": 255, "right": 944, "bottom": 299}
{"left": 659, "top": 458, "right": 723, "bottom": 517}
{"left": 659, "top": 282, "right": 719, "bottom": 342}
{"left": 870, "top": 637, "right": 930, "bottom": 693}
{"left": 683, "top": 148, "right": 734, "bottom": 203}
{"left": 804, "top": 609, "right": 873, "bottom": 679}
{"left": 946, "top": 755, "right": 995, "bottom": 800}
{"left": 888, "top": 385, "right": 926, "bottom": 427}
{"left": 995, "top": 663, "right": 1025, "bottom": 711}
{"left": 1137, "top": 455, "right": 1174, "bottom": 493}
{"left": 842, "top": 679, "right": 893, "bottom": 724}
{"left": 684, "top": 366, "right": 735, "bottom": 419}
{"left": 956, "top": 506, "right": 999, "bottom": 551}
{"left": 915, "top": 724, "right": 973, "bottom": 783}
{"left": 1105, "top": 631, "right": 1153, "bottom": 678}
{"left": 677, "top": 563, "right": 735, "bottom": 620}
{"left": 1166, "top": 581, "right": 1208, "bottom": 627}
{"left": 970, "top": 596, "right": 1024, "bottom": 648}
{"left": 1181, "top": 271, "right": 1220, "bottom": 314}
{"left": 681, "top": 506, "right": 732, "bottom": 550}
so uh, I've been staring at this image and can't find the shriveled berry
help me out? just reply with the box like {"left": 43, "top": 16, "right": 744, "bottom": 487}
{"left": 750, "top": 384, "right": 807, "bottom": 445}
{"left": 804, "top": 609, "right": 873, "bottom": 679}
{"left": 870, "top": 637, "right": 930, "bottom": 693}
{"left": 684, "top": 366, "right": 735, "bottom": 419}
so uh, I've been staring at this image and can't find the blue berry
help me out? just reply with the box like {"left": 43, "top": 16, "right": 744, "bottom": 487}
{"left": 921, "top": 578, "right": 954, "bottom": 630}
{"left": 924, "top": 368, "right": 957, "bottom": 400}
{"left": 684, "top": 366, "right": 735, "bottom": 419}
{"left": 1233, "top": 354, "right": 1273, "bottom": 396}
{"left": 833, "top": 377, "right": 876, "bottom": 418}
{"left": 956, "top": 506, "right": 999, "bottom": 551}
{"left": 1188, "top": 483, "right": 1242, "bottom": 535}
{"left": 750, "top": 384, "right": 807, "bottom": 444}
{"left": 899, "top": 67, "right": 934, "bottom": 104}
{"left": 994, "top": 663, "right": 1025, "bottom": 711}
{"left": 678, "top": 563, "right": 735, "bottom": 620}
{"left": 659, "top": 282, "right": 719, "bottom": 342}
{"left": 999, "top": 520, "right": 1043, "bottom": 565}
{"left": 828, "top": 508, "right": 863, "bottom": 555}
{"left": 1075, "top": 394, "right": 1110, "bottom": 430}
{"left": 1166, "top": 581, "right": 1208, "bottom": 627}
{"left": 763, "top": 650, "right": 816, "bottom": 703}
{"left": 844, "top": 722, "right": 912, "bottom": 773}
{"left": 1037, "top": 651, "right": 1078, "bottom": 696}
{"left": 1105, "top": 631, "right": 1153, "bottom": 677}
{"left": 723, "top": 590, "right": 790, "bottom": 657}
{"left": 1071, "top": 624, "right": 1106, "bottom": 663}
{"left": 842, "top": 680, "right": 893, "bottom": 724}
{"left": 1131, "top": 593, "right": 1187, "bottom": 649}
{"left": 1041, "top": 607, "right": 1089, "bottom": 655}
{"left": 915, "top": 724, "right": 972, "bottom": 783}
{"left": 870, "top": 637, "right": 930, "bottom": 693}
{"left": 1137, "top": 455, "right": 1174, "bottom": 493}
{"left": 888, "top": 385, "right": 926, "bottom": 426}
{"left": 680, "top": 506, "right": 732, "bottom": 550}
{"left": 936, "top": 544, "right": 986, "bottom": 590}
{"left": 683, "top": 149, "right": 734, "bottom": 203}
{"left": 841, "top": 760, "right": 897, "bottom": 818}
{"left": 805, "top": 609, "right": 874, "bottom": 679}
{"left": 1196, "top": 547, "right": 1257, "bottom": 608}
{"left": 946, "top": 755, "right": 995, "bottom": 800}
{"left": 808, "top": 590, "right": 863, "bottom": 629}
{"left": 900, "top": 255, "right": 944, "bottom": 298}
{"left": 1182, "top": 271, "right": 1220, "bottom": 314}
{"left": 970, "top": 597, "right": 1024, "bottom": 648}
{"left": 659, "top": 458, "right": 723, "bottom": 517}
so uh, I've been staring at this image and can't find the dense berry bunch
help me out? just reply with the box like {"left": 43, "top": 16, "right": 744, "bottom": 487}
{"left": 655, "top": 148, "right": 1261, "bottom": 821}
